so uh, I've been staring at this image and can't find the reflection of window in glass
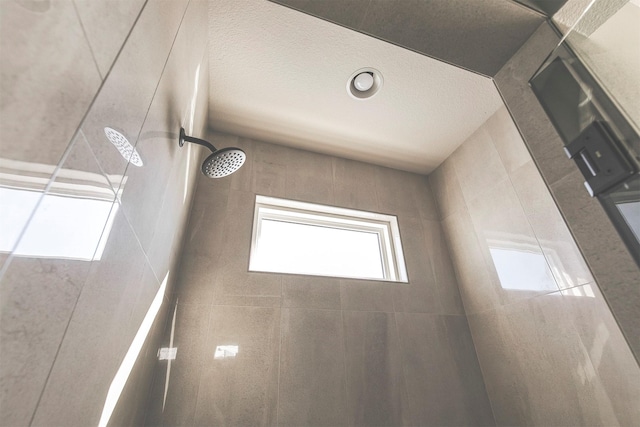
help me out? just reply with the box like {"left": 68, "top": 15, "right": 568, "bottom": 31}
{"left": 249, "top": 196, "right": 407, "bottom": 282}
{"left": 616, "top": 201, "right": 640, "bottom": 242}
{"left": 0, "top": 161, "right": 118, "bottom": 261}
{"left": 0, "top": 189, "right": 117, "bottom": 260}
{"left": 489, "top": 246, "right": 556, "bottom": 291}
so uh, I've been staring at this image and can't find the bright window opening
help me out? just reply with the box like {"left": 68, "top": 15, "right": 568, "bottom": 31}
{"left": 249, "top": 196, "right": 407, "bottom": 282}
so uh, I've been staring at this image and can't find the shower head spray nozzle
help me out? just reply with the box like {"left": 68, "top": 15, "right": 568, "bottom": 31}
{"left": 179, "top": 128, "right": 246, "bottom": 178}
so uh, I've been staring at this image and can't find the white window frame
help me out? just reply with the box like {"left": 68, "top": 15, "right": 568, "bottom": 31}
{"left": 249, "top": 195, "right": 408, "bottom": 282}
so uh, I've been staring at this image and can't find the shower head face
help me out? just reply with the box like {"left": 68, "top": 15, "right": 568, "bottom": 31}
{"left": 202, "top": 147, "right": 246, "bottom": 178}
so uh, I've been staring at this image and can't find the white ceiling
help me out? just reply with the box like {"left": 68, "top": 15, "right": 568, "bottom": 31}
{"left": 208, "top": 0, "right": 504, "bottom": 174}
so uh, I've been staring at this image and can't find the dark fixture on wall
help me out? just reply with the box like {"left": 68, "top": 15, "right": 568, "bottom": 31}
{"left": 530, "top": 45, "right": 640, "bottom": 266}
{"left": 178, "top": 128, "right": 246, "bottom": 178}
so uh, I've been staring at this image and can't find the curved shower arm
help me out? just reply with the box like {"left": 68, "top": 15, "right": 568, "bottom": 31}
{"left": 179, "top": 128, "right": 217, "bottom": 153}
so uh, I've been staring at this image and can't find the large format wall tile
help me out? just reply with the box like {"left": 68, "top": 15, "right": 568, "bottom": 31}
{"left": 279, "top": 308, "right": 347, "bottom": 426}
{"left": 0, "top": 257, "right": 90, "bottom": 426}
{"left": 0, "top": 0, "right": 101, "bottom": 169}
{"left": 511, "top": 160, "right": 594, "bottom": 289}
{"left": 1, "top": 0, "right": 208, "bottom": 423}
{"left": 119, "top": 0, "right": 208, "bottom": 258}
{"left": 285, "top": 149, "right": 334, "bottom": 205}
{"left": 421, "top": 218, "right": 465, "bottom": 315}
{"left": 148, "top": 301, "right": 213, "bottom": 427}
{"left": 434, "top": 90, "right": 640, "bottom": 425}
{"left": 451, "top": 126, "right": 508, "bottom": 204}
{"left": 282, "top": 275, "right": 341, "bottom": 310}
{"left": 550, "top": 169, "right": 640, "bottom": 355}
{"left": 0, "top": 132, "right": 114, "bottom": 425}
{"left": 31, "top": 207, "right": 153, "bottom": 426}
{"left": 340, "top": 278, "right": 396, "bottom": 312}
{"left": 194, "top": 306, "right": 280, "bottom": 426}
{"left": 73, "top": 0, "right": 146, "bottom": 77}
{"left": 469, "top": 291, "right": 637, "bottom": 426}
{"left": 396, "top": 313, "right": 494, "bottom": 426}
{"left": 80, "top": 0, "right": 189, "bottom": 195}
{"left": 485, "top": 105, "right": 532, "bottom": 173}
{"left": 392, "top": 216, "right": 440, "bottom": 314}
{"left": 333, "top": 157, "right": 379, "bottom": 212}
{"left": 466, "top": 177, "right": 558, "bottom": 302}
{"left": 343, "top": 311, "right": 406, "bottom": 426}
{"left": 561, "top": 284, "right": 640, "bottom": 425}
{"left": 375, "top": 167, "right": 438, "bottom": 220}
{"left": 251, "top": 140, "right": 289, "bottom": 198}
{"left": 156, "top": 134, "right": 484, "bottom": 425}
{"left": 442, "top": 207, "right": 501, "bottom": 314}
{"left": 495, "top": 20, "right": 640, "bottom": 361}
{"left": 428, "top": 158, "right": 466, "bottom": 220}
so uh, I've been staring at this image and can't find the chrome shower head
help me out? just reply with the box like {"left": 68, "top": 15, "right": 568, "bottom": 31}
{"left": 179, "top": 127, "right": 246, "bottom": 178}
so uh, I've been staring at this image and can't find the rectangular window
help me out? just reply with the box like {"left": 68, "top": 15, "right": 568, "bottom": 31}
{"left": 249, "top": 196, "right": 408, "bottom": 282}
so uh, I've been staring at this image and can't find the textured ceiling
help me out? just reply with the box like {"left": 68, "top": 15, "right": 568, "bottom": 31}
{"left": 270, "top": 0, "right": 546, "bottom": 76}
{"left": 208, "top": 0, "right": 503, "bottom": 174}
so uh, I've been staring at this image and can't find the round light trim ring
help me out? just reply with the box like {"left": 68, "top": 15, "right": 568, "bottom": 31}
{"left": 347, "top": 68, "right": 383, "bottom": 100}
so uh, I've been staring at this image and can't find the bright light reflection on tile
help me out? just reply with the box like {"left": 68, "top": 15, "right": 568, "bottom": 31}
{"left": 98, "top": 271, "right": 169, "bottom": 427}
{"left": 1, "top": 187, "right": 116, "bottom": 261}
{"left": 214, "top": 345, "right": 239, "bottom": 359}
{"left": 489, "top": 246, "right": 557, "bottom": 291}
{"left": 561, "top": 284, "right": 596, "bottom": 298}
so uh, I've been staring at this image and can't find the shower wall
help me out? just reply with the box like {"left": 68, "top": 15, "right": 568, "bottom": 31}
{"left": 144, "top": 133, "right": 494, "bottom": 426}
{"left": 430, "top": 105, "right": 640, "bottom": 425}
{"left": 0, "top": 0, "right": 208, "bottom": 425}
{"left": 494, "top": 19, "right": 640, "bottom": 361}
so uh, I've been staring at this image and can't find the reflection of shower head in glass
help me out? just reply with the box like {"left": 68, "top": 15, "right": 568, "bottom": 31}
{"left": 104, "top": 127, "right": 143, "bottom": 167}
{"left": 178, "top": 128, "right": 246, "bottom": 178}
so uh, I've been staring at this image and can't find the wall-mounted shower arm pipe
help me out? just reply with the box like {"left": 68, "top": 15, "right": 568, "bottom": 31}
{"left": 178, "top": 127, "right": 247, "bottom": 179}
{"left": 179, "top": 127, "right": 217, "bottom": 152}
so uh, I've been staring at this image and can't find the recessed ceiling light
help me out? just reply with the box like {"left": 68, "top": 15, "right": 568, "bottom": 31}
{"left": 347, "top": 68, "right": 383, "bottom": 100}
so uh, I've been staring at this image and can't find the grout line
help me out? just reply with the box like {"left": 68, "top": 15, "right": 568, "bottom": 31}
{"left": 212, "top": 304, "right": 403, "bottom": 314}
{"left": 391, "top": 309, "right": 410, "bottom": 425}
{"left": 275, "top": 306, "right": 283, "bottom": 426}
{"left": 339, "top": 308, "right": 350, "bottom": 426}
{"left": 190, "top": 299, "right": 212, "bottom": 423}
{"left": 88, "top": 0, "right": 150, "bottom": 88}
{"left": 463, "top": 313, "right": 498, "bottom": 426}
{"left": 71, "top": 0, "right": 104, "bottom": 80}
{"left": 445, "top": 158, "right": 479, "bottom": 320}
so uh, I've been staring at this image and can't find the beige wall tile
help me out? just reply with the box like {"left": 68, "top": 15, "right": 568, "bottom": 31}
{"left": 73, "top": 0, "right": 146, "bottom": 77}
{"left": 279, "top": 308, "right": 347, "bottom": 426}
